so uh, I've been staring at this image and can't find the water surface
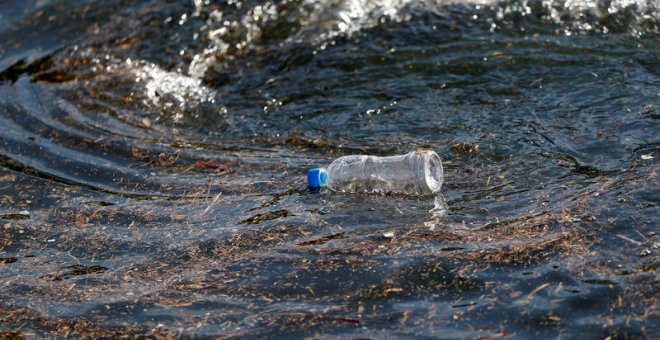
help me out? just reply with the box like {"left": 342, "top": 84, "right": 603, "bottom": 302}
{"left": 0, "top": 0, "right": 658, "bottom": 337}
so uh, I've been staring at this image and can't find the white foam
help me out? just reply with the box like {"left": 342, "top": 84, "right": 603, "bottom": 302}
{"left": 134, "top": 62, "right": 216, "bottom": 112}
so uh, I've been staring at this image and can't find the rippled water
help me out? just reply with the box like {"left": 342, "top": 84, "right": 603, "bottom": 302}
{"left": 0, "top": 0, "right": 658, "bottom": 337}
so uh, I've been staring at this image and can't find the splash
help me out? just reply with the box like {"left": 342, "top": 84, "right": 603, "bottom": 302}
{"left": 430, "top": 193, "right": 448, "bottom": 218}
{"left": 185, "top": 0, "right": 657, "bottom": 78}
{"left": 133, "top": 60, "right": 216, "bottom": 117}
{"left": 188, "top": 1, "right": 281, "bottom": 78}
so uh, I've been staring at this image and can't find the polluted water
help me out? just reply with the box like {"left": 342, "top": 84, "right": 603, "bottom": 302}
{"left": 0, "top": 0, "right": 658, "bottom": 338}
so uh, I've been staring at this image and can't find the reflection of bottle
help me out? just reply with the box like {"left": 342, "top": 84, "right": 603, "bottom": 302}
{"left": 308, "top": 150, "right": 443, "bottom": 196}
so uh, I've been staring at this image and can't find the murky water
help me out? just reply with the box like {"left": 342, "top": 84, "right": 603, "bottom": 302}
{"left": 0, "top": 0, "right": 658, "bottom": 337}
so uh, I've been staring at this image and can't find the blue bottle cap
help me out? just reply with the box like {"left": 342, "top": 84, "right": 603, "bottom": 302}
{"left": 308, "top": 167, "right": 328, "bottom": 189}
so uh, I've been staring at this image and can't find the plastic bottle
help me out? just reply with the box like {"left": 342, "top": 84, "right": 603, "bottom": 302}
{"left": 308, "top": 150, "right": 443, "bottom": 196}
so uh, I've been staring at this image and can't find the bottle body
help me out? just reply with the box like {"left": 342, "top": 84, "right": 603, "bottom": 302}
{"left": 314, "top": 150, "right": 442, "bottom": 196}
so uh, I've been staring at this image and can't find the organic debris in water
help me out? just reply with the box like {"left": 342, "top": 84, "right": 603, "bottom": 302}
{"left": 0, "top": 0, "right": 657, "bottom": 338}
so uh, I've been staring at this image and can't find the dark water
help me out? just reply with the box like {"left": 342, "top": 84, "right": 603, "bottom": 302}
{"left": 0, "top": 0, "right": 658, "bottom": 337}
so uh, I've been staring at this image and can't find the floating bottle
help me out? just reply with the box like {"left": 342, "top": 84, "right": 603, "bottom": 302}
{"left": 307, "top": 150, "right": 443, "bottom": 196}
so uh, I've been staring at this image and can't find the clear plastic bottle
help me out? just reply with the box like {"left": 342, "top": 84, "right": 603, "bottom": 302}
{"left": 308, "top": 150, "right": 443, "bottom": 196}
